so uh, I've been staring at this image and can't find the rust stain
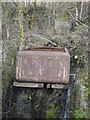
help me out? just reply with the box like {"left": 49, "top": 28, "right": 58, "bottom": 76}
{"left": 63, "top": 67, "right": 66, "bottom": 79}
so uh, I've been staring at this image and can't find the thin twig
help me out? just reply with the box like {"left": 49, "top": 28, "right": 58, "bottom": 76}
{"left": 64, "top": 3, "right": 88, "bottom": 29}
{"left": 68, "top": 9, "right": 88, "bottom": 28}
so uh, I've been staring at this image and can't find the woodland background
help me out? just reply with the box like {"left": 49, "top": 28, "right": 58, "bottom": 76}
{"left": 0, "top": 1, "right": 89, "bottom": 118}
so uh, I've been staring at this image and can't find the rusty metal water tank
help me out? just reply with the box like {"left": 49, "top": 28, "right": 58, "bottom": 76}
{"left": 16, "top": 47, "right": 70, "bottom": 84}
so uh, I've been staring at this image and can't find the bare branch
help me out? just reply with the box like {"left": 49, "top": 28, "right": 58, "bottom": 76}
{"left": 30, "top": 31, "right": 57, "bottom": 46}
{"left": 68, "top": 9, "right": 88, "bottom": 28}
{"left": 64, "top": 3, "right": 88, "bottom": 29}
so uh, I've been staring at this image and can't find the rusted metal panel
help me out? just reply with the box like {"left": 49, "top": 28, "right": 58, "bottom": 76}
{"left": 16, "top": 47, "right": 70, "bottom": 84}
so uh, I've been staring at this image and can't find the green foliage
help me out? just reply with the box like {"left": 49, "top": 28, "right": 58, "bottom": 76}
{"left": 77, "top": 68, "right": 88, "bottom": 101}
{"left": 60, "top": 13, "right": 67, "bottom": 20}
{"left": 71, "top": 67, "right": 88, "bottom": 118}
{"left": 77, "top": 68, "right": 88, "bottom": 85}
{"left": 84, "top": 91, "right": 88, "bottom": 101}
{"left": 46, "top": 103, "right": 57, "bottom": 119}
{"left": 73, "top": 107, "right": 88, "bottom": 119}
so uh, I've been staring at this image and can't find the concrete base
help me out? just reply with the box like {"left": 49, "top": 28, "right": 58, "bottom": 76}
{"left": 13, "top": 81, "right": 44, "bottom": 88}
{"left": 51, "top": 84, "right": 69, "bottom": 89}
{"left": 13, "top": 81, "right": 68, "bottom": 89}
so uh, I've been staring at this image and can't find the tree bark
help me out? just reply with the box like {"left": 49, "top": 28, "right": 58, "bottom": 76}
{"left": 17, "top": 2, "right": 24, "bottom": 51}
{"left": 79, "top": 0, "right": 84, "bottom": 20}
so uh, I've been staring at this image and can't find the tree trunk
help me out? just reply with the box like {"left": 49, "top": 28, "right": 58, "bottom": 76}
{"left": 17, "top": 2, "right": 24, "bottom": 51}
{"left": 75, "top": 2, "right": 79, "bottom": 25}
{"left": 79, "top": 0, "right": 84, "bottom": 20}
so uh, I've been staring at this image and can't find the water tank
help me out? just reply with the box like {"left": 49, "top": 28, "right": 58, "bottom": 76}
{"left": 16, "top": 47, "right": 70, "bottom": 84}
